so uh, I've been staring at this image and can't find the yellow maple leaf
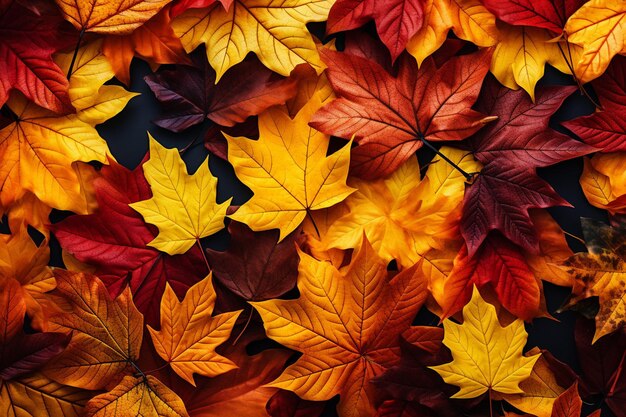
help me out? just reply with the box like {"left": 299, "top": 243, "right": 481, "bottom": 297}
{"left": 130, "top": 135, "right": 230, "bottom": 255}
{"left": 252, "top": 236, "right": 427, "bottom": 417}
{"left": 321, "top": 147, "right": 478, "bottom": 268}
{"left": 430, "top": 286, "right": 540, "bottom": 398}
{"left": 227, "top": 94, "right": 354, "bottom": 241}
{"left": 565, "top": 0, "right": 626, "bottom": 83}
{"left": 491, "top": 23, "right": 571, "bottom": 101}
{"left": 407, "top": 0, "right": 498, "bottom": 66}
{"left": 580, "top": 155, "right": 626, "bottom": 214}
{"left": 172, "top": 0, "right": 334, "bottom": 81}
{"left": 84, "top": 375, "right": 188, "bottom": 417}
{"left": 54, "top": 0, "right": 173, "bottom": 34}
{"left": 147, "top": 274, "right": 240, "bottom": 386}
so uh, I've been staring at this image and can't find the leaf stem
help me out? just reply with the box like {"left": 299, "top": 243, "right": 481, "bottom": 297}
{"left": 488, "top": 389, "right": 493, "bottom": 417}
{"left": 232, "top": 306, "right": 253, "bottom": 346}
{"left": 196, "top": 238, "right": 211, "bottom": 273}
{"left": 556, "top": 37, "right": 602, "bottom": 109}
{"left": 419, "top": 136, "right": 473, "bottom": 181}
{"left": 306, "top": 209, "right": 321, "bottom": 239}
{"left": 67, "top": 28, "right": 86, "bottom": 80}
{"left": 563, "top": 230, "right": 585, "bottom": 245}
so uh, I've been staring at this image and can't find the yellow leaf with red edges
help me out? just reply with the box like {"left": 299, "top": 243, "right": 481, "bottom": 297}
{"left": 252, "top": 236, "right": 427, "bottom": 417}
{"left": 147, "top": 274, "right": 240, "bottom": 386}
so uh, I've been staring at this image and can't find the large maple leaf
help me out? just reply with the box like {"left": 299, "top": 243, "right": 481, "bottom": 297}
{"left": 560, "top": 218, "right": 626, "bottom": 342}
{"left": 483, "top": 0, "right": 584, "bottom": 35}
{"left": 310, "top": 48, "right": 493, "bottom": 179}
{"left": 145, "top": 52, "right": 297, "bottom": 132}
{"left": 147, "top": 274, "right": 240, "bottom": 385}
{"left": 252, "top": 236, "right": 428, "bottom": 417}
{"left": 171, "top": 0, "right": 333, "bottom": 81}
{"left": 461, "top": 80, "right": 594, "bottom": 255}
{"left": 564, "top": 0, "right": 626, "bottom": 83}
{"left": 227, "top": 94, "right": 354, "bottom": 241}
{"left": 0, "top": 1, "right": 74, "bottom": 114}
{"left": 55, "top": 0, "right": 173, "bottom": 34}
{"left": 563, "top": 56, "right": 626, "bottom": 152}
{"left": 431, "top": 286, "right": 541, "bottom": 398}
{"left": 326, "top": 0, "right": 423, "bottom": 62}
{"left": 130, "top": 136, "right": 230, "bottom": 255}
{"left": 52, "top": 158, "right": 206, "bottom": 327}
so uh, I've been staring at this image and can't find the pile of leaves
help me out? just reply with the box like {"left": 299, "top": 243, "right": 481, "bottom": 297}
{"left": 1, "top": 0, "right": 626, "bottom": 416}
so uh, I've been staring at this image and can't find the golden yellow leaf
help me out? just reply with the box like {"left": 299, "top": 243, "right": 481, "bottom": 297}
{"left": 227, "top": 94, "right": 354, "bottom": 241}
{"left": 84, "top": 375, "right": 188, "bottom": 417}
{"left": 0, "top": 93, "right": 108, "bottom": 212}
{"left": 565, "top": 0, "right": 626, "bottom": 82}
{"left": 407, "top": 0, "right": 498, "bottom": 66}
{"left": 44, "top": 270, "right": 143, "bottom": 390}
{"left": 580, "top": 154, "right": 626, "bottom": 214}
{"left": 321, "top": 147, "right": 478, "bottom": 268}
{"left": 491, "top": 23, "right": 571, "bottom": 101}
{"left": 0, "top": 374, "right": 92, "bottom": 417}
{"left": 430, "top": 286, "right": 540, "bottom": 398}
{"left": 0, "top": 225, "right": 54, "bottom": 330}
{"left": 130, "top": 136, "right": 230, "bottom": 255}
{"left": 252, "top": 236, "right": 427, "bottom": 417}
{"left": 172, "top": 0, "right": 334, "bottom": 81}
{"left": 147, "top": 274, "right": 240, "bottom": 385}
{"left": 54, "top": 0, "right": 173, "bottom": 34}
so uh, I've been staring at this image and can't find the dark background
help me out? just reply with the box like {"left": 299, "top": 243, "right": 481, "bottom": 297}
{"left": 55, "top": 26, "right": 612, "bottom": 416}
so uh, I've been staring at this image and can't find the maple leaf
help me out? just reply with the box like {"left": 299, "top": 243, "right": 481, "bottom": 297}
{"left": 461, "top": 80, "right": 594, "bottom": 255}
{"left": 43, "top": 270, "right": 143, "bottom": 390}
{"left": 54, "top": 0, "right": 173, "bottom": 34}
{"left": 0, "top": 1, "right": 74, "bottom": 114}
{"left": 326, "top": 0, "right": 424, "bottom": 62}
{"left": 563, "top": 56, "right": 626, "bottom": 152}
{"left": 227, "top": 94, "right": 354, "bottom": 241}
{"left": 431, "top": 286, "right": 541, "bottom": 398}
{"left": 550, "top": 383, "right": 582, "bottom": 417}
{"left": 491, "top": 22, "right": 572, "bottom": 100}
{"left": 171, "top": 0, "right": 333, "bottom": 81}
{"left": 483, "top": 0, "right": 584, "bottom": 35}
{"left": 564, "top": 0, "right": 626, "bottom": 83}
{"left": 439, "top": 233, "right": 542, "bottom": 321}
{"left": 205, "top": 221, "right": 303, "bottom": 301}
{"left": 406, "top": 0, "right": 499, "bottom": 66}
{"left": 52, "top": 158, "right": 206, "bottom": 327}
{"left": 560, "top": 218, "right": 626, "bottom": 342}
{"left": 310, "top": 48, "right": 493, "bottom": 179}
{"left": 321, "top": 147, "right": 479, "bottom": 268}
{"left": 130, "top": 135, "right": 230, "bottom": 255}
{"left": 147, "top": 274, "right": 240, "bottom": 385}
{"left": 0, "top": 279, "right": 93, "bottom": 417}
{"left": 579, "top": 155, "right": 626, "bottom": 215}
{"left": 102, "top": 7, "right": 191, "bottom": 85}
{"left": 145, "top": 52, "right": 297, "bottom": 132}
{"left": 84, "top": 375, "right": 188, "bottom": 417}
{"left": 252, "top": 236, "right": 428, "bottom": 417}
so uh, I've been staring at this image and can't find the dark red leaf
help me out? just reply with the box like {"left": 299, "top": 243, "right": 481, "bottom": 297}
{"left": 483, "top": 0, "right": 584, "bottom": 34}
{"left": 266, "top": 390, "right": 325, "bottom": 417}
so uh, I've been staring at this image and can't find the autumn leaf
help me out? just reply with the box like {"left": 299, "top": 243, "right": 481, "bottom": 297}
{"left": 579, "top": 155, "right": 626, "bottom": 215}
{"left": 145, "top": 52, "right": 297, "bottom": 132}
{"left": 227, "top": 93, "right": 354, "bottom": 241}
{"left": 147, "top": 274, "right": 240, "bottom": 385}
{"left": 266, "top": 390, "right": 325, "bottom": 417}
{"left": 483, "top": 0, "right": 584, "bottom": 35}
{"left": 462, "top": 79, "right": 594, "bottom": 255}
{"left": 102, "top": 7, "right": 191, "bottom": 85}
{"left": 55, "top": 0, "right": 173, "bottom": 34}
{"left": 171, "top": 0, "right": 333, "bottom": 81}
{"left": 52, "top": 158, "right": 206, "bottom": 327}
{"left": 406, "top": 0, "right": 499, "bottom": 66}
{"left": 44, "top": 270, "right": 143, "bottom": 390}
{"left": 205, "top": 221, "right": 303, "bottom": 301}
{"left": 84, "top": 375, "right": 188, "bottom": 417}
{"left": 0, "top": 1, "right": 74, "bottom": 114}
{"left": 550, "top": 383, "right": 582, "bottom": 417}
{"left": 320, "top": 147, "right": 479, "bottom": 268}
{"left": 563, "top": 56, "right": 626, "bottom": 152}
{"left": 431, "top": 286, "right": 540, "bottom": 398}
{"left": 560, "top": 218, "right": 626, "bottom": 342}
{"left": 326, "top": 0, "right": 424, "bottom": 62}
{"left": 252, "top": 236, "right": 428, "bottom": 417}
{"left": 564, "top": 0, "right": 626, "bottom": 83}
{"left": 310, "top": 48, "right": 493, "bottom": 179}
{"left": 130, "top": 135, "right": 230, "bottom": 255}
